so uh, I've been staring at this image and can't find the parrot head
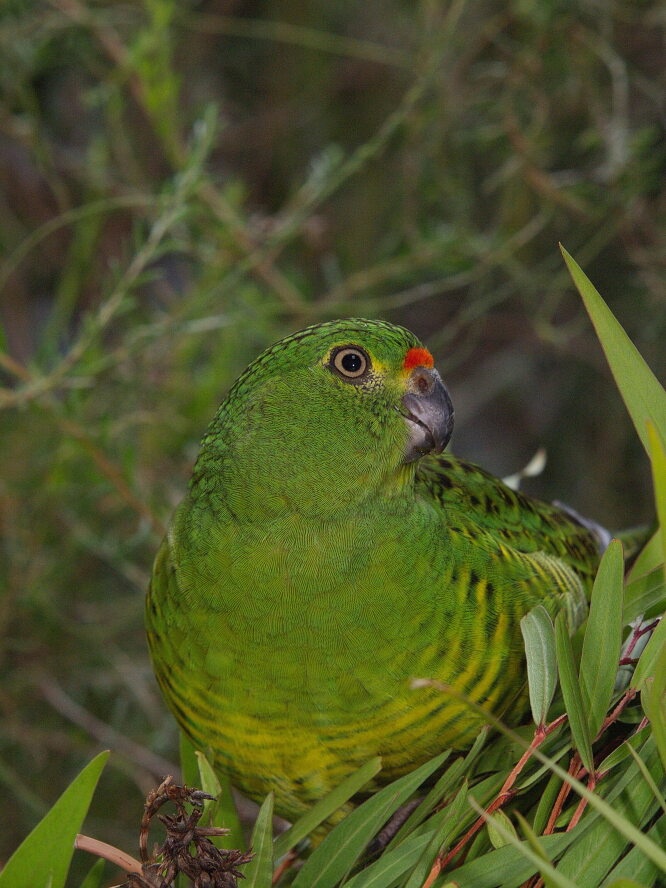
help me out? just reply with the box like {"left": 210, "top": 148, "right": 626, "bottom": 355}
{"left": 193, "top": 319, "right": 454, "bottom": 517}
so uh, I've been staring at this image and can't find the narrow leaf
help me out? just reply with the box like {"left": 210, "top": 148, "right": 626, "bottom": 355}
{"left": 555, "top": 612, "right": 594, "bottom": 772}
{"left": 487, "top": 809, "right": 518, "bottom": 850}
{"left": 195, "top": 750, "right": 244, "bottom": 851}
{"left": 77, "top": 858, "right": 106, "bottom": 888}
{"left": 403, "top": 783, "right": 469, "bottom": 888}
{"left": 521, "top": 605, "right": 558, "bottom": 727}
{"left": 273, "top": 755, "right": 382, "bottom": 859}
{"left": 580, "top": 540, "right": 625, "bottom": 739}
{"left": 291, "top": 751, "right": 449, "bottom": 888}
{"left": 647, "top": 421, "right": 666, "bottom": 569}
{"left": 452, "top": 833, "right": 576, "bottom": 887}
{"left": 0, "top": 750, "right": 109, "bottom": 888}
{"left": 468, "top": 797, "right": 578, "bottom": 888}
{"left": 343, "top": 833, "right": 432, "bottom": 888}
{"left": 388, "top": 728, "right": 485, "bottom": 848}
{"left": 601, "top": 815, "right": 666, "bottom": 887}
{"left": 179, "top": 730, "right": 201, "bottom": 787}
{"left": 537, "top": 743, "right": 666, "bottom": 873}
{"left": 623, "top": 565, "right": 665, "bottom": 625}
{"left": 641, "top": 660, "right": 666, "bottom": 772}
{"left": 556, "top": 737, "right": 662, "bottom": 884}
{"left": 561, "top": 246, "right": 666, "bottom": 456}
{"left": 243, "top": 792, "right": 274, "bottom": 888}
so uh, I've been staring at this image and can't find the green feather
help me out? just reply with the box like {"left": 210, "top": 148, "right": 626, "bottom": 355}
{"left": 146, "top": 319, "right": 603, "bottom": 822}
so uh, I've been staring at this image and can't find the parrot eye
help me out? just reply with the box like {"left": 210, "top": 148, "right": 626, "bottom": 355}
{"left": 329, "top": 346, "right": 370, "bottom": 381}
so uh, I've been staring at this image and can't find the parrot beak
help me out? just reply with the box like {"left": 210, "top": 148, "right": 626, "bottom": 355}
{"left": 401, "top": 367, "right": 454, "bottom": 463}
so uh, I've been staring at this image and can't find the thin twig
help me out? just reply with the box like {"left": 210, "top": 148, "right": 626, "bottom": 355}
{"left": 39, "top": 677, "right": 177, "bottom": 779}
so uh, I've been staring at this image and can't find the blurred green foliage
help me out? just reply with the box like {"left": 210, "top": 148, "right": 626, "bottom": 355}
{"left": 0, "top": 0, "right": 664, "bottom": 875}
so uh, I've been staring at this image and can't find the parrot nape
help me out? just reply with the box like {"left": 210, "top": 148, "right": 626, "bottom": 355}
{"left": 146, "top": 318, "right": 607, "bottom": 824}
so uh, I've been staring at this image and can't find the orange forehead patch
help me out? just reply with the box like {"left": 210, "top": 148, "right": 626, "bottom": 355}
{"left": 403, "top": 347, "right": 434, "bottom": 371}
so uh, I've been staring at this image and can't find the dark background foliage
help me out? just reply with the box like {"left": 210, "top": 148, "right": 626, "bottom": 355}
{"left": 0, "top": 0, "right": 664, "bottom": 870}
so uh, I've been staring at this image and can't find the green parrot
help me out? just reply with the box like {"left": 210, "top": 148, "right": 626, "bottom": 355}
{"left": 146, "top": 318, "right": 606, "bottom": 823}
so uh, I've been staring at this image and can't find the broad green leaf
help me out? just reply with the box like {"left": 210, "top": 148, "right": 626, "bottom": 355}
{"left": 580, "top": 540, "right": 624, "bottom": 739}
{"left": 243, "top": 792, "right": 274, "bottom": 888}
{"left": 521, "top": 605, "right": 558, "bottom": 727}
{"left": 647, "top": 421, "right": 666, "bottom": 569}
{"left": 561, "top": 246, "right": 666, "bottom": 456}
{"left": 555, "top": 612, "right": 594, "bottom": 772}
{"left": 0, "top": 750, "right": 109, "bottom": 888}
{"left": 291, "top": 751, "right": 449, "bottom": 888}
{"left": 273, "top": 755, "right": 382, "bottom": 859}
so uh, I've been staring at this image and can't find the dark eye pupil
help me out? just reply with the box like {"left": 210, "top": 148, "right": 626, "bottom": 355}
{"left": 342, "top": 352, "right": 362, "bottom": 373}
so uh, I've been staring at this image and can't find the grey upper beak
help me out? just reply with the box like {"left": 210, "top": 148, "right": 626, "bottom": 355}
{"left": 401, "top": 367, "right": 454, "bottom": 463}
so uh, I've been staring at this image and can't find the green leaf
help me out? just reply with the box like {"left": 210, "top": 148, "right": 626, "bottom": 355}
{"left": 273, "top": 755, "right": 382, "bottom": 859}
{"left": 343, "top": 832, "right": 432, "bottom": 888}
{"left": 597, "top": 725, "right": 651, "bottom": 773}
{"left": 532, "top": 771, "right": 564, "bottom": 836}
{"left": 452, "top": 833, "right": 575, "bottom": 888}
{"left": 77, "top": 858, "right": 106, "bottom": 888}
{"left": 623, "top": 565, "right": 665, "bottom": 625}
{"left": 647, "top": 421, "right": 666, "bottom": 569}
{"left": 291, "top": 751, "right": 449, "bottom": 888}
{"left": 243, "top": 792, "right": 274, "bottom": 888}
{"left": 625, "top": 744, "right": 666, "bottom": 814}
{"left": 604, "top": 881, "right": 650, "bottom": 888}
{"left": 179, "top": 730, "right": 201, "bottom": 787}
{"left": 555, "top": 737, "right": 663, "bottom": 885}
{"left": 632, "top": 614, "right": 666, "bottom": 691}
{"left": 388, "top": 729, "right": 484, "bottom": 849}
{"left": 633, "top": 620, "right": 666, "bottom": 770}
{"left": 487, "top": 808, "right": 518, "bottom": 850}
{"left": 0, "top": 750, "right": 109, "bottom": 888}
{"left": 561, "top": 246, "right": 666, "bottom": 456}
{"left": 194, "top": 750, "right": 245, "bottom": 851}
{"left": 468, "top": 797, "right": 578, "bottom": 888}
{"left": 538, "top": 744, "right": 666, "bottom": 873}
{"left": 600, "top": 814, "right": 666, "bottom": 887}
{"left": 580, "top": 540, "right": 625, "bottom": 739}
{"left": 555, "top": 612, "right": 594, "bottom": 772}
{"left": 627, "top": 531, "right": 663, "bottom": 584}
{"left": 521, "top": 605, "right": 558, "bottom": 727}
{"left": 403, "top": 783, "right": 469, "bottom": 888}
